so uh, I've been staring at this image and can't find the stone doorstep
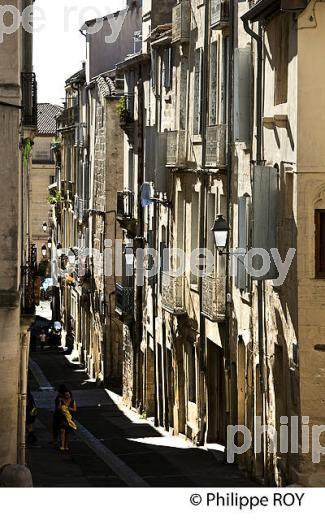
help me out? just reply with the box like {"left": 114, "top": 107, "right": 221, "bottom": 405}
{"left": 105, "top": 388, "right": 204, "bottom": 450}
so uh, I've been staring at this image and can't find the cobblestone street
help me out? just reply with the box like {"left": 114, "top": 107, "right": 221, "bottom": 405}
{"left": 27, "top": 350, "right": 255, "bottom": 488}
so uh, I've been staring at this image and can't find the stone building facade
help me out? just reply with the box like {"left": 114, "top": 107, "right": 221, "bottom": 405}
{"left": 31, "top": 103, "right": 62, "bottom": 263}
{"left": 52, "top": 3, "right": 142, "bottom": 391}
{"left": 54, "top": 0, "right": 325, "bottom": 487}
{"left": 0, "top": 0, "right": 37, "bottom": 467}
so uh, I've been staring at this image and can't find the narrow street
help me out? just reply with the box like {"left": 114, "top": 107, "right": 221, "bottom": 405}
{"left": 27, "top": 347, "right": 255, "bottom": 488}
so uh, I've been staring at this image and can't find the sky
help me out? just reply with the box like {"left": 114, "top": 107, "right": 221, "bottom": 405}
{"left": 33, "top": 0, "right": 125, "bottom": 105}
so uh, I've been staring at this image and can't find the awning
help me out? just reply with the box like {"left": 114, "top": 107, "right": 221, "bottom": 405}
{"left": 241, "top": 0, "right": 308, "bottom": 23}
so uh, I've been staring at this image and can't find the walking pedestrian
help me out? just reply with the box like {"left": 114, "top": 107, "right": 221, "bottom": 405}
{"left": 52, "top": 384, "right": 68, "bottom": 445}
{"left": 26, "top": 386, "right": 38, "bottom": 445}
{"left": 57, "top": 389, "right": 77, "bottom": 451}
{"left": 39, "top": 329, "right": 47, "bottom": 350}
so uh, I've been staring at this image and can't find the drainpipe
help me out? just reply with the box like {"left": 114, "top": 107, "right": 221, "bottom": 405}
{"left": 242, "top": 17, "right": 267, "bottom": 479}
{"left": 17, "top": 327, "right": 30, "bottom": 465}
{"left": 197, "top": 0, "right": 210, "bottom": 446}
{"left": 152, "top": 202, "right": 158, "bottom": 425}
{"left": 134, "top": 71, "right": 145, "bottom": 410}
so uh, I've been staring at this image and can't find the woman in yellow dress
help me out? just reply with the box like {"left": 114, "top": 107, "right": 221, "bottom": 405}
{"left": 58, "top": 390, "right": 77, "bottom": 451}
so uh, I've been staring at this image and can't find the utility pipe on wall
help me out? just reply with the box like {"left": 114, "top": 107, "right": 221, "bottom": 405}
{"left": 242, "top": 15, "right": 268, "bottom": 479}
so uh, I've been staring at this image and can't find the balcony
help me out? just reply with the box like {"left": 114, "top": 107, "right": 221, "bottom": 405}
{"left": 166, "top": 130, "right": 186, "bottom": 167}
{"left": 115, "top": 283, "right": 134, "bottom": 319}
{"left": 172, "top": 1, "right": 191, "bottom": 43}
{"left": 59, "top": 105, "right": 79, "bottom": 129}
{"left": 202, "top": 272, "right": 226, "bottom": 322}
{"left": 210, "top": 0, "right": 230, "bottom": 28}
{"left": 21, "top": 72, "right": 37, "bottom": 127}
{"left": 117, "top": 190, "right": 134, "bottom": 220}
{"left": 161, "top": 272, "right": 186, "bottom": 316}
{"left": 205, "top": 125, "right": 227, "bottom": 168}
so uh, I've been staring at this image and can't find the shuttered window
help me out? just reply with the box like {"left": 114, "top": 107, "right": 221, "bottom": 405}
{"left": 151, "top": 49, "right": 157, "bottom": 92}
{"left": 193, "top": 48, "right": 203, "bottom": 135}
{"left": 252, "top": 165, "right": 279, "bottom": 279}
{"left": 162, "top": 47, "right": 173, "bottom": 90}
{"left": 236, "top": 195, "right": 251, "bottom": 291}
{"left": 180, "top": 57, "right": 188, "bottom": 130}
{"left": 190, "top": 191, "right": 200, "bottom": 286}
{"left": 274, "top": 14, "right": 289, "bottom": 106}
{"left": 221, "top": 36, "right": 229, "bottom": 124}
{"left": 315, "top": 210, "right": 325, "bottom": 278}
{"left": 209, "top": 41, "right": 218, "bottom": 126}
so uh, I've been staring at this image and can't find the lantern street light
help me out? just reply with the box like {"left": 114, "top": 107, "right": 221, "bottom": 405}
{"left": 211, "top": 214, "right": 229, "bottom": 254}
{"left": 42, "top": 221, "right": 48, "bottom": 232}
{"left": 41, "top": 244, "right": 47, "bottom": 258}
{"left": 47, "top": 237, "right": 52, "bottom": 249}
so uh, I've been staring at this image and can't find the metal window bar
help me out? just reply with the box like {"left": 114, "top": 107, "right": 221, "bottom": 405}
{"left": 201, "top": 272, "right": 226, "bottom": 322}
{"left": 161, "top": 272, "right": 186, "bottom": 315}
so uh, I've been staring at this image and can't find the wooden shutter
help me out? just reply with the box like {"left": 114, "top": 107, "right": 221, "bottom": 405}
{"left": 234, "top": 47, "right": 252, "bottom": 144}
{"left": 236, "top": 195, "right": 251, "bottom": 290}
{"left": 209, "top": 41, "right": 218, "bottom": 126}
{"left": 193, "top": 48, "right": 203, "bottom": 135}
{"left": 163, "top": 48, "right": 172, "bottom": 90}
{"left": 252, "top": 166, "right": 279, "bottom": 279}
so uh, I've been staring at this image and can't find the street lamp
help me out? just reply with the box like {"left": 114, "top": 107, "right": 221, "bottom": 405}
{"left": 42, "top": 221, "right": 48, "bottom": 232}
{"left": 212, "top": 214, "right": 229, "bottom": 254}
{"left": 47, "top": 237, "right": 52, "bottom": 249}
{"left": 41, "top": 244, "right": 47, "bottom": 258}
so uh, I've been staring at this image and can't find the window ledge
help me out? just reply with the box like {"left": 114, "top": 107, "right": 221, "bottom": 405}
{"left": 191, "top": 134, "right": 202, "bottom": 144}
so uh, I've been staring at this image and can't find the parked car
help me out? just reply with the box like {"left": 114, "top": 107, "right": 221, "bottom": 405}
{"left": 48, "top": 321, "right": 62, "bottom": 347}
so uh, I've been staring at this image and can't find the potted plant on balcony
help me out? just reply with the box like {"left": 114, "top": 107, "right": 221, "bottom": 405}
{"left": 116, "top": 96, "right": 133, "bottom": 129}
{"left": 47, "top": 191, "right": 62, "bottom": 206}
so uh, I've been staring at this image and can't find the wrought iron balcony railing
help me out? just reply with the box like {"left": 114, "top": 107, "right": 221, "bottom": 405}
{"left": 21, "top": 72, "right": 37, "bottom": 127}
{"left": 166, "top": 130, "right": 186, "bottom": 167}
{"left": 59, "top": 105, "right": 79, "bottom": 128}
{"left": 205, "top": 125, "right": 227, "bottom": 168}
{"left": 117, "top": 190, "right": 134, "bottom": 220}
{"left": 161, "top": 272, "right": 186, "bottom": 315}
{"left": 115, "top": 283, "right": 134, "bottom": 318}
{"left": 201, "top": 272, "right": 226, "bottom": 322}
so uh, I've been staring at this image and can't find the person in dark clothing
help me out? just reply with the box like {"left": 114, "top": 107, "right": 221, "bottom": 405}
{"left": 39, "top": 330, "right": 47, "bottom": 350}
{"left": 26, "top": 387, "right": 38, "bottom": 445}
{"left": 52, "top": 384, "right": 68, "bottom": 445}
